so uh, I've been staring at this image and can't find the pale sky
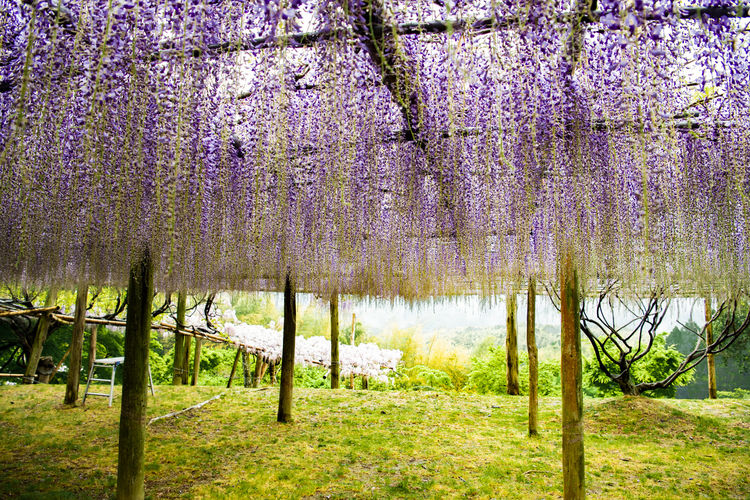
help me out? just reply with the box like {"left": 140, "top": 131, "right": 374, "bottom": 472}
{"left": 273, "top": 293, "right": 707, "bottom": 338}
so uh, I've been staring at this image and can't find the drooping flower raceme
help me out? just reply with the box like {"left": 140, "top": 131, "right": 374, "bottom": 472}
{"left": 0, "top": 1, "right": 748, "bottom": 298}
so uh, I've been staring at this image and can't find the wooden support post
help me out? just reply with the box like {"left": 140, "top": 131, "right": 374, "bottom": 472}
{"left": 116, "top": 246, "right": 154, "bottom": 500}
{"left": 191, "top": 338, "right": 202, "bottom": 386}
{"left": 527, "top": 279, "right": 538, "bottom": 436}
{"left": 253, "top": 355, "right": 262, "bottom": 388}
{"left": 351, "top": 313, "right": 356, "bottom": 345}
{"left": 172, "top": 292, "right": 187, "bottom": 385}
{"left": 506, "top": 291, "right": 520, "bottom": 395}
{"left": 561, "top": 256, "right": 584, "bottom": 500}
{"left": 705, "top": 297, "right": 717, "bottom": 399}
{"left": 269, "top": 362, "right": 277, "bottom": 385}
{"left": 362, "top": 376, "right": 368, "bottom": 390}
{"left": 182, "top": 333, "right": 191, "bottom": 385}
{"left": 24, "top": 288, "right": 57, "bottom": 384}
{"left": 227, "top": 347, "right": 242, "bottom": 388}
{"left": 88, "top": 324, "right": 98, "bottom": 376}
{"left": 277, "top": 274, "right": 296, "bottom": 423}
{"left": 330, "top": 293, "right": 340, "bottom": 389}
{"left": 64, "top": 284, "right": 89, "bottom": 405}
{"left": 242, "top": 350, "right": 251, "bottom": 388}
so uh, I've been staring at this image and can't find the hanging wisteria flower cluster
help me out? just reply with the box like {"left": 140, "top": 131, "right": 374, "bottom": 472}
{"left": 225, "top": 322, "right": 402, "bottom": 378}
{"left": 1, "top": 0, "right": 748, "bottom": 297}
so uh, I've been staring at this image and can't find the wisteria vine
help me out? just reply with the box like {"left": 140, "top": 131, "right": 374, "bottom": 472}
{"left": 0, "top": 0, "right": 748, "bottom": 298}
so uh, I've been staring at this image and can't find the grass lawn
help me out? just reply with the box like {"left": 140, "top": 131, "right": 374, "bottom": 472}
{"left": 0, "top": 384, "right": 749, "bottom": 499}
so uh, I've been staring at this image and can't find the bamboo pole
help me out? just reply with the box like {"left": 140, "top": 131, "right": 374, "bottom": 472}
{"left": 506, "top": 291, "right": 520, "bottom": 395}
{"left": 0, "top": 305, "right": 58, "bottom": 318}
{"left": 527, "top": 279, "right": 538, "bottom": 436}
{"left": 330, "top": 293, "right": 340, "bottom": 389}
{"left": 277, "top": 274, "right": 296, "bottom": 423}
{"left": 227, "top": 347, "right": 242, "bottom": 388}
{"left": 172, "top": 292, "right": 187, "bottom": 385}
{"left": 64, "top": 284, "right": 89, "bottom": 405}
{"left": 561, "top": 256, "right": 585, "bottom": 500}
{"left": 705, "top": 297, "right": 717, "bottom": 399}
{"left": 49, "top": 346, "right": 71, "bottom": 380}
{"left": 23, "top": 289, "right": 57, "bottom": 384}
{"left": 116, "top": 246, "right": 154, "bottom": 500}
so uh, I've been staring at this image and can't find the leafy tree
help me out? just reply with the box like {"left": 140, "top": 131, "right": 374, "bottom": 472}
{"left": 582, "top": 334, "right": 693, "bottom": 398}
{"left": 667, "top": 313, "right": 750, "bottom": 398}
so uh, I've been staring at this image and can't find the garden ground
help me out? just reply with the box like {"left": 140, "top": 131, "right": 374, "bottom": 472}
{"left": 0, "top": 385, "right": 748, "bottom": 499}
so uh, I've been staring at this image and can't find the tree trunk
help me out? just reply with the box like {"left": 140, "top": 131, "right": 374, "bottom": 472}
{"left": 616, "top": 374, "right": 640, "bottom": 396}
{"left": 36, "top": 356, "right": 55, "bottom": 383}
{"left": 171, "top": 292, "right": 187, "bottom": 385}
{"left": 705, "top": 296, "right": 717, "bottom": 399}
{"left": 116, "top": 246, "right": 153, "bottom": 500}
{"left": 561, "top": 256, "right": 585, "bottom": 500}
{"left": 242, "top": 350, "right": 251, "bottom": 388}
{"left": 269, "top": 362, "right": 277, "bottom": 385}
{"left": 24, "top": 288, "right": 57, "bottom": 384}
{"left": 362, "top": 376, "right": 368, "bottom": 390}
{"left": 277, "top": 275, "right": 296, "bottom": 423}
{"left": 227, "top": 347, "right": 242, "bottom": 388}
{"left": 330, "top": 293, "right": 340, "bottom": 389}
{"left": 64, "top": 284, "right": 89, "bottom": 405}
{"left": 506, "top": 292, "right": 520, "bottom": 395}
{"left": 527, "top": 279, "right": 538, "bottom": 436}
{"left": 191, "top": 338, "right": 202, "bottom": 386}
{"left": 88, "top": 324, "right": 97, "bottom": 376}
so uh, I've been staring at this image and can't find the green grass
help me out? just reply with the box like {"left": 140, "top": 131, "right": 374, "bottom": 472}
{"left": 1, "top": 385, "right": 749, "bottom": 499}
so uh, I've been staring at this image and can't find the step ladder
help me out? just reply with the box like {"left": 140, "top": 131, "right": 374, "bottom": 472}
{"left": 82, "top": 357, "right": 155, "bottom": 407}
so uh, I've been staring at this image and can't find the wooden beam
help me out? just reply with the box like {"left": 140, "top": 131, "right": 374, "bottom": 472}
{"left": 116, "top": 246, "right": 154, "bottom": 500}
{"left": 277, "top": 274, "right": 297, "bottom": 423}
{"left": 192, "top": 6, "right": 750, "bottom": 54}
{"left": 227, "top": 347, "right": 242, "bottom": 388}
{"left": 0, "top": 305, "right": 58, "bottom": 318}
{"left": 191, "top": 338, "right": 202, "bottom": 386}
{"left": 561, "top": 256, "right": 584, "bottom": 500}
{"left": 64, "top": 284, "right": 88, "bottom": 405}
{"left": 172, "top": 292, "right": 187, "bottom": 386}
{"left": 705, "top": 297, "right": 717, "bottom": 399}
{"left": 527, "top": 279, "right": 538, "bottom": 437}
{"left": 330, "top": 293, "right": 340, "bottom": 389}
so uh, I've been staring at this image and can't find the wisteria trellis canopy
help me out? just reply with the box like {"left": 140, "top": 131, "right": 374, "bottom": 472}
{"left": 0, "top": 0, "right": 748, "bottom": 297}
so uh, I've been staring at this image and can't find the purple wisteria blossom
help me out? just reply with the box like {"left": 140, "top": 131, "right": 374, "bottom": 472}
{"left": 0, "top": 0, "right": 748, "bottom": 297}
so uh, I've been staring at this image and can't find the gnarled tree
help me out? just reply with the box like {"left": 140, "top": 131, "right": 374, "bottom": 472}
{"left": 580, "top": 284, "right": 750, "bottom": 396}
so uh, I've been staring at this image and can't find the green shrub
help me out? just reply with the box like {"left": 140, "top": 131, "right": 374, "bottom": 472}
{"left": 392, "top": 365, "right": 454, "bottom": 391}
